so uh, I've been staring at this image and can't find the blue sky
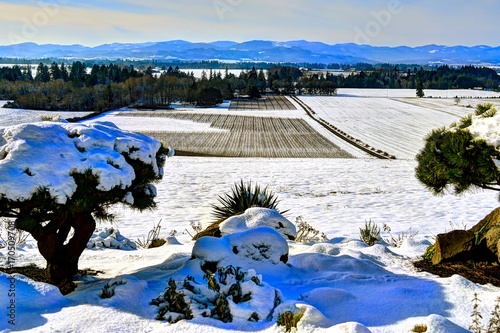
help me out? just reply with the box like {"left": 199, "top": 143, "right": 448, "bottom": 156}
{"left": 0, "top": 0, "right": 498, "bottom": 46}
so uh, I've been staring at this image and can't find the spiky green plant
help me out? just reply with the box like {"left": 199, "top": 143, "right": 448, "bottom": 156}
{"left": 359, "top": 220, "right": 380, "bottom": 246}
{"left": 211, "top": 180, "right": 287, "bottom": 220}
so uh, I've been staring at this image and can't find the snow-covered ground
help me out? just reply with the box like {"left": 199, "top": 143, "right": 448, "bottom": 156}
{"left": 335, "top": 88, "right": 500, "bottom": 98}
{"left": 0, "top": 101, "right": 94, "bottom": 129}
{"left": 1, "top": 91, "right": 500, "bottom": 333}
{"left": 298, "top": 96, "right": 481, "bottom": 159}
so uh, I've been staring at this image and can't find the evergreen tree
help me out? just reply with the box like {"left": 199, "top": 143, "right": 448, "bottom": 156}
{"left": 35, "top": 62, "right": 50, "bottom": 83}
{"left": 22, "top": 65, "right": 33, "bottom": 81}
{"left": 60, "top": 62, "right": 69, "bottom": 82}
{"left": 416, "top": 78, "right": 425, "bottom": 98}
{"left": 0, "top": 122, "right": 168, "bottom": 292}
{"left": 416, "top": 104, "right": 500, "bottom": 198}
{"left": 69, "top": 61, "right": 87, "bottom": 87}
{"left": 50, "top": 62, "right": 62, "bottom": 81}
{"left": 197, "top": 86, "right": 223, "bottom": 106}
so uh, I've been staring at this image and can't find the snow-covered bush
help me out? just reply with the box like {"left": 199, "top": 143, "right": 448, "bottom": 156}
{"left": 192, "top": 226, "right": 290, "bottom": 271}
{"left": 219, "top": 207, "right": 296, "bottom": 240}
{"left": 151, "top": 266, "right": 280, "bottom": 324}
{"left": 87, "top": 228, "right": 137, "bottom": 250}
{"left": 100, "top": 276, "right": 127, "bottom": 299}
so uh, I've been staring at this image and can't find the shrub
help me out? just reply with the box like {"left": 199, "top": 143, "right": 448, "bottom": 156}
{"left": 487, "top": 297, "right": 500, "bottom": 333}
{"left": 151, "top": 266, "right": 280, "bottom": 324}
{"left": 277, "top": 309, "right": 305, "bottom": 332}
{"left": 295, "top": 216, "right": 328, "bottom": 243}
{"left": 411, "top": 324, "right": 428, "bottom": 332}
{"left": 100, "top": 277, "right": 126, "bottom": 299}
{"left": 470, "top": 294, "right": 500, "bottom": 333}
{"left": 359, "top": 220, "right": 380, "bottom": 246}
{"left": 475, "top": 103, "right": 497, "bottom": 117}
{"left": 40, "top": 115, "right": 61, "bottom": 121}
{"left": 136, "top": 220, "right": 166, "bottom": 249}
{"left": 211, "top": 180, "right": 287, "bottom": 221}
{"left": 470, "top": 293, "right": 483, "bottom": 333}
{"left": 383, "top": 224, "right": 418, "bottom": 248}
{"left": 152, "top": 278, "right": 193, "bottom": 323}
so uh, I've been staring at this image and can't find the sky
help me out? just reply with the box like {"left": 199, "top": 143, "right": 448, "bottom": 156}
{"left": 0, "top": 0, "right": 498, "bottom": 47}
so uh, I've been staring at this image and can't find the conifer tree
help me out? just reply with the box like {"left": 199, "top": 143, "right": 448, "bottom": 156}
{"left": 415, "top": 103, "right": 500, "bottom": 198}
{"left": 416, "top": 78, "right": 425, "bottom": 98}
{"left": 0, "top": 122, "right": 168, "bottom": 293}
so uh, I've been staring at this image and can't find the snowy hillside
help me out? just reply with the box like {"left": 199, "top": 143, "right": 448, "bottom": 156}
{"left": 1, "top": 91, "right": 500, "bottom": 332}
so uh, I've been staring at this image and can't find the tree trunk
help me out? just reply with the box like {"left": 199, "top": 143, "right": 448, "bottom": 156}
{"left": 37, "top": 213, "right": 96, "bottom": 293}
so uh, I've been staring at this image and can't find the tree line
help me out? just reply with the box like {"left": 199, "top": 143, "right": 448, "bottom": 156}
{"left": 0, "top": 62, "right": 498, "bottom": 112}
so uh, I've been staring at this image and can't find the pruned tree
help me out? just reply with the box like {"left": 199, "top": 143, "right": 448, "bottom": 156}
{"left": 0, "top": 121, "right": 168, "bottom": 292}
{"left": 415, "top": 103, "right": 500, "bottom": 198}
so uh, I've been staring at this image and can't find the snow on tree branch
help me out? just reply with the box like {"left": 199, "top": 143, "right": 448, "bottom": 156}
{"left": 0, "top": 121, "right": 164, "bottom": 204}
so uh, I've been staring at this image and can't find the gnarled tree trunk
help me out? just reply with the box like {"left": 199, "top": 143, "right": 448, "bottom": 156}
{"left": 33, "top": 213, "right": 96, "bottom": 293}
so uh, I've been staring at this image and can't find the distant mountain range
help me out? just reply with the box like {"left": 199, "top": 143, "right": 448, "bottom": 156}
{"left": 1, "top": 40, "right": 499, "bottom": 65}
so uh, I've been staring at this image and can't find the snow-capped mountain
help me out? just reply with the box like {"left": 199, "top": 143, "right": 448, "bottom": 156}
{"left": 0, "top": 40, "right": 499, "bottom": 65}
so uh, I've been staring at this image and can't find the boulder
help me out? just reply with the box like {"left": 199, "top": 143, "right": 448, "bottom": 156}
{"left": 431, "top": 230, "right": 475, "bottom": 265}
{"left": 432, "top": 207, "right": 500, "bottom": 264}
{"left": 481, "top": 208, "right": 500, "bottom": 258}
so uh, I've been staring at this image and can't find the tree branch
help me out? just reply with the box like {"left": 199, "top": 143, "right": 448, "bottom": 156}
{"left": 480, "top": 184, "right": 500, "bottom": 192}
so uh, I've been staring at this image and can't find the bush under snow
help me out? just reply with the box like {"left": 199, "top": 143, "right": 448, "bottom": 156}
{"left": 219, "top": 207, "right": 296, "bottom": 240}
{"left": 192, "top": 226, "right": 289, "bottom": 271}
{"left": 87, "top": 228, "right": 137, "bottom": 250}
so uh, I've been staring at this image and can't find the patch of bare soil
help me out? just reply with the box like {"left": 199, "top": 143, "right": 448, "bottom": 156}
{"left": 414, "top": 259, "right": 500, "bottom": 287}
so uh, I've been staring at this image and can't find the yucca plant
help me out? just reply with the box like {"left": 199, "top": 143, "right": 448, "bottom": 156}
{"left": 211, "top": 180, "right": 287, "bottom": 221}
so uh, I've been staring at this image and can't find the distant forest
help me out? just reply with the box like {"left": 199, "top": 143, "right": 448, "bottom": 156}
{"left": 0, "top": 61, "right": 498, "bottom": 112}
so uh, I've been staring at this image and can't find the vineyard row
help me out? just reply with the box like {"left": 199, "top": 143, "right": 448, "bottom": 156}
{"left": 142, "top": 130, "right": 352, "bottom": 158}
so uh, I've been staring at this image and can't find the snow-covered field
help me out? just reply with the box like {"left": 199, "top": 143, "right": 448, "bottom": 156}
{"left": 0, "top": 101, "right": 94, "bottom": 129}
{"left": 335, "top": 88, "right": 500, "bottom": 98}
{"left": 1, "top": 91, "right": 500, "bottom": 333}
{"left": 299, "top": 90, "right": 500, "bottom": 159}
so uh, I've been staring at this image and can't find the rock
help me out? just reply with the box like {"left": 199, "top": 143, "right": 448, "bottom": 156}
{"left": 481, "top": 208, "right": 500, "bottom": 257}
{"left": 432, "top": 230, "right": 475, "bottom": 265}
{"left": 432, "top": 207, "right": 500, "bottom": 265}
